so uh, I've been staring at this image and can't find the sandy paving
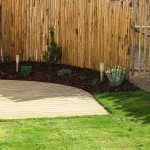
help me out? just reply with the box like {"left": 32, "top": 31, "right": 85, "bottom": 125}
{"left": 0, "top": 80, "right": 108, "bottom": 119}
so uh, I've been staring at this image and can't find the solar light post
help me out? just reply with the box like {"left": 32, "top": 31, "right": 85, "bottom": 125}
{"left": 16, "top": 55, "right": 19, "bottom": 73}
{"left": 100, "top": 62, "right": 104, "bottom": 83}
{"left": 1, "top": 48, "right": 3, "bottom": 63}
{"left": 41, "top": 50, "right": 43, "bottom": 62}
{"left": 36, "top": 49, "right": 38, "bottom": 62}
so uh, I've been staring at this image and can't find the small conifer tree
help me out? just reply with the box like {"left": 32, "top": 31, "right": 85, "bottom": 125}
{"left": 43, "top": 27, "right": 62, "bottom": 67}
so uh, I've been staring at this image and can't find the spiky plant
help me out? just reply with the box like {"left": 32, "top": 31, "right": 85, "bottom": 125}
{"left": 106, "top": 66, "right": 127, "bottom": 87}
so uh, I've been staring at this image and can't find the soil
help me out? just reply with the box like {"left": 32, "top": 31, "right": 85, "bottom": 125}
{"left": 0, "top": 61, "right": 139, "bottom": 94}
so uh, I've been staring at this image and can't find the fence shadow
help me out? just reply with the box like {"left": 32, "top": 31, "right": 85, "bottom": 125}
{"left": 0, "top": 80, "right": 92, "bottom": 102}
{"left": 98, "top": 91, "right": 150, "bottom": 124}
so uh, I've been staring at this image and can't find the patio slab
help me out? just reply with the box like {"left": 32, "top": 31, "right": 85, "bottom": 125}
{"left": 0, "top": 80, "right": 108, "bottom": 119}
{"left": 130, "top": 76, "right": 150, "bottom": 92}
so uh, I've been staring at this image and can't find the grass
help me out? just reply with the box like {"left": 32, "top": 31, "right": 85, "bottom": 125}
{"left": 0, "top": 90, "right": 150, "bottom": 150}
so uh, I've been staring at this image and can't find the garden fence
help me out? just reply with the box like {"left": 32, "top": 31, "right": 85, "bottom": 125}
{"left": 0, "top": 0, "right": 131, "bottom": 70}
{"left": 131, "top": 0, "right": 150, "bottom": 78}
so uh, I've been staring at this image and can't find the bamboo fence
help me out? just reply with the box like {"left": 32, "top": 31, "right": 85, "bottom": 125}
{"left": 0, "top": 0, "right": 131, "bottom": 70}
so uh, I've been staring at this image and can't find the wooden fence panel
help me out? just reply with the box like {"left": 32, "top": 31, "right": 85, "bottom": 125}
{"left": 0, "top": 0, "right": 2, "bottom": 52}
{"left": 131, "top": 0, "right": 150, "bottom": 77}
{"left": 1, "top": 0, "right": 131, "bottom": 70}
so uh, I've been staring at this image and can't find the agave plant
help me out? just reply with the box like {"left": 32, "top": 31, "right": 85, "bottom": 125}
{"left": 106, "top": 66, "right": 127, "bottom": 87}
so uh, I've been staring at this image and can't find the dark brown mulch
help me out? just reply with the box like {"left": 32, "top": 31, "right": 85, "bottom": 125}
{"left": 0, "top": 61, "right": 139, "bottom": 94}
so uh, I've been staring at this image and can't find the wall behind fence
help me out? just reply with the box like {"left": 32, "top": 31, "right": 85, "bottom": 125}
{"left": 0, "top": 0, "right": 131, "bottom": 70}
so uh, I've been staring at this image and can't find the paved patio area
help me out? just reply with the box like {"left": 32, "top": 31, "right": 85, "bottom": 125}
{"left": 130, "top": 76, "right": 150, "bottom": 92}
{"left": 0, "top": 80, "right": 108, "bottom": 119}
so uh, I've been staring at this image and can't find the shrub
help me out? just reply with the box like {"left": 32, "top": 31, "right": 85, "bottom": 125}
{"left": 91, "top": 78, "right": 99, "bottom": 85}
{"left": 58, "top": 69, "right": 71, "bottom": 77}
{"left": 80, "top": 75, "right": 87, "bottom": 81}
{"left": 91, "top": 69, "right": 98, "bottom": 74}
{"left": 21, "top": 66, "right": 32, "bottom": 77}
{"left": 3, "top": 52, "right": 11, "bottom": 64}
{"left": 43, "top": 27, "right": 62, "bottom": 67}
{"left": 106, "top": 65, "right": 127, "bottom": 87}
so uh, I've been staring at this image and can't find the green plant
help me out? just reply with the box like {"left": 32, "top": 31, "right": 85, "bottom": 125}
{"left": 91, "top": 69, "right": 98, "bottom": 74}
{"left": 58, "top": 69, "right": 71, "bottom": 77}
{"left": 106, "top": 65, "right": 127, "bottom": 87}
{"left": 91, "top": 78, "right": 99, "bottom": 85}
{"left": 43, "top": 27, "right": 62, "bottom": 67}
{"left": 80, "top": 75, "right": 87, "bottom": 81}
{"left": 3, "top": 52, "right": 11, "bottom": 64}
{"left": 21, "top": 66, "right": 32, "bottom": 77}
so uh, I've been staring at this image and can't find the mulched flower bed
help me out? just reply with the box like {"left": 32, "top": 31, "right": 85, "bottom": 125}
{"left": 0, "top": 61, "right": 138, "bottom": 94}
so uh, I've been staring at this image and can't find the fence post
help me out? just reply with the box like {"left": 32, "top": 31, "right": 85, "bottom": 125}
{"left": 131, "top": 26, "right": 135, "bottom": 76}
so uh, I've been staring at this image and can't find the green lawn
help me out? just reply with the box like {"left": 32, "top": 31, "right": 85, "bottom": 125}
{"left": 0, "top": 90, "right": 150, "bottom": 150}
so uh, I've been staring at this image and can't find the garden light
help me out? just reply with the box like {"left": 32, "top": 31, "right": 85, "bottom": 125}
{"left": 16, "top": 55, "right": 19, "bottom": 73}
{"left": 100, "top": 62, "right": 104, "bottom": 83}
{"left": 1, "top": 48, "right": 3, "bottom": 63}
{"left": 36, "top": 49, "right": 38, "bottom": 62}
{"left": 41, "top": 51, "right": 43, "bottom": 62}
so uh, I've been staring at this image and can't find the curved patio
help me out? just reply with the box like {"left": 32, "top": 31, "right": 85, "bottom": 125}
{"left": 0, "top": 80, "right": 108, "bottom": 119}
